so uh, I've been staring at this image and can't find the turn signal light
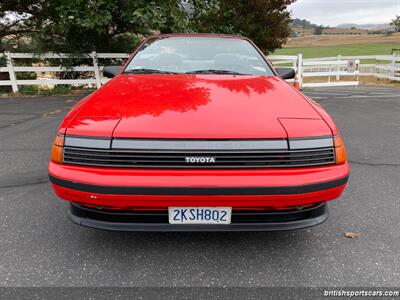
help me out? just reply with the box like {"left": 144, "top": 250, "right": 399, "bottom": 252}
{"left": 51, "top": 134, "right": 64, "bottom": 163}
{"left": 334, "top": 136, "right": 347, "bottom": 165}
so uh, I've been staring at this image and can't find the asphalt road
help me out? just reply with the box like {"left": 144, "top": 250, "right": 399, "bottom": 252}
{"left": 1, "top": 86, "right": 399, "bottom": 287}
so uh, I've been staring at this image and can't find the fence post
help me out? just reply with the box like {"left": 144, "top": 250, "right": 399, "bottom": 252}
{"left": 336, "top": 55, "right": 341, "bottom": 80}
{"left": 91, "top": 51, "right": 101, "bottom": 89}
{"left": 297, "top": 53, "right": 303, "bottom": 88}
{"left": 355, "top": 59, "right": 360, "bottom": 86}
{"left": 391, "top": 53, "right": 397, "bottom": 79}
{"left": 5, "top": 51, "right": 18, "bottom": 93}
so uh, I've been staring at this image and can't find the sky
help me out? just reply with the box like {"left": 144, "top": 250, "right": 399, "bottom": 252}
{"left": 288, "top": 0, "right": 400, "bottom": 26}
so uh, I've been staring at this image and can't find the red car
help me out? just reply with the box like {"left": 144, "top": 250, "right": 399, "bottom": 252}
{"left": 49, "top": 34, "right": 349, "bottom": 231}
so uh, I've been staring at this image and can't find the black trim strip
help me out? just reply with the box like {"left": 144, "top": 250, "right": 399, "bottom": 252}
{"left": 49, "top": 175, "right": 348, "bottom": 196}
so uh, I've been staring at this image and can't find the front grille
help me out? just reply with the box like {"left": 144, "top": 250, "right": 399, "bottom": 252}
{"left": 63, "top": 147, "right": 335, "bottom": 168}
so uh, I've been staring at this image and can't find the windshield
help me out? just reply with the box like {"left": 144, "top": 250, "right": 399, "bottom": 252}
{"left": 123, "top": 36, "right": 274, "bottom": 76}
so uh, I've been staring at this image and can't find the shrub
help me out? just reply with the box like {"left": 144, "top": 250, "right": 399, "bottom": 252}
{"left": 51, "top": 85, "right": 71, "bottom": 94}
{"left": 19, "top": 85, "right": 39, "bottom": 94}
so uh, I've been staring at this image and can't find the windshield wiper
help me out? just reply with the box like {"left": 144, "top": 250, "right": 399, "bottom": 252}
{"left": 124, "top": 68, "right": 178, "bottom": 74}
{"left": 185, "top": 69, "right": 248, "bottom": 75}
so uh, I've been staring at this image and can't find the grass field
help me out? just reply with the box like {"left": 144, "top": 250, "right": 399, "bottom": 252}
{"left": 273, "top": 42, "right": 400, "bottom": 58}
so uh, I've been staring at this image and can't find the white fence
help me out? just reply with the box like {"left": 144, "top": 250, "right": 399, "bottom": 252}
{"left": 0, "top": 52, "right": 399, "bottom": 92}
{"left": 269, "top": 54, "right": 400, "bottom": 88}
{"left": 0, "top": 51, "right": 129, "bottom": 92}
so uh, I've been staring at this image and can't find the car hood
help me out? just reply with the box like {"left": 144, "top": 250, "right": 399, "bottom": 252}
{"left": 65, "top": 74, "right": 331, "bottom": 139}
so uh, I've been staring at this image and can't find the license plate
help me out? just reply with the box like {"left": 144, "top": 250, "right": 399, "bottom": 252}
{"left": 168, "top": 207, "right": 232, "bottom": 224}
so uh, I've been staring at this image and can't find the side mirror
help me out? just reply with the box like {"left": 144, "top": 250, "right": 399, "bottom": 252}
{"left": 103, "top": 66, "right": 121, "bottom": 78}
{"left": 275, "top": 67, "right": 296, "bottom": 80}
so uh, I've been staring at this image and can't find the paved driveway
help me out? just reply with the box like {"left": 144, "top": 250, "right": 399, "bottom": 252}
{"left": 1, "top": 86, "right": 399, "bottom": 287}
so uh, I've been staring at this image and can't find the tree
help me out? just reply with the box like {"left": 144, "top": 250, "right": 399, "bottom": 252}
{"left": 1, "top": 1, "right": 189, "bottom": 54}
{"left": 292, "top": 18, "right": 317, "bottom": 29}
{"left": 188, "top": 0, "right": 296, "bottom": 54}
{"left": 33, "top": 0, "right": 187, "bottom": 53}
{"left": 0, "top": 1, "right": 51, "bottom": 52}
{"left": 2, "top": 0, "right": 297, "bottom": 54}
{"left": 313, "top": 26, "right": 323, "bottom": 35}
{"left": 391, "top": 15, "right": 400, "bottom": 31}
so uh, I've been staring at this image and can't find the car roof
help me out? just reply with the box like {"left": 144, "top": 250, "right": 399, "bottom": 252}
{"left": 150, "top": 33, "right": 249, "bottom": 40}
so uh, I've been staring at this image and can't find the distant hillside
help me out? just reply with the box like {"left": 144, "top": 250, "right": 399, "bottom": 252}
{"left": 336, "top": 23, "right": 359, "bottom": 29}
{"left": 282, "top": 32, "right": 400, "bottom": 48}
{"left": 337, "top": 23, "right": 391, "bottom": 30}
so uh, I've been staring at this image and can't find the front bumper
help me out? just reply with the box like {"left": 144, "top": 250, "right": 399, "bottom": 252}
{"left": 49, "top": 161, "right": 349, "bottom": 209}
{"left": 69, "top": 202, "right": 329, "bottom": 232}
